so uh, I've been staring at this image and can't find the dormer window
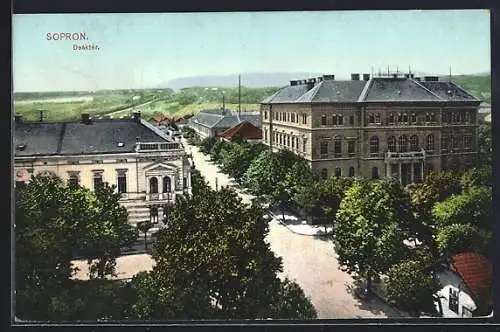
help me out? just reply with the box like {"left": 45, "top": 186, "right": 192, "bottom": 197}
{"left": 16, "top": 144, "right": 26, "bottom": 151}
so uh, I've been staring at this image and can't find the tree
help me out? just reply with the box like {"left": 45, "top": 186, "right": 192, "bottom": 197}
{"left": 268, "top": 278, "right": 317, "bottom": 319}
{"left": 138, "top": 185, "right": 316, "bottom": 319}
{"left": 460, "top": 165, "right": 492, "bottom": 192}
{"left": 386, "top": 260, "right": 440, "bottom": 317}
{"left": 15, "top": 173, "right": 137, "bottom": 320}
{"left": 137, "top": 221, "right": 154, "bottom": 251}
{"left": 436, "top": 223, "right": 491, "bottom": 259}
{"left": 477, "top": 121, "right": 492, "bottom": 166}
{"left": 294, "top": 177, "right": 354, "bottom": 226}
{"left": 334, "top": 179, "right": 413, "bottom": 293}
{"left": 432, "top": 186, "right": 492, "bottom": 231}
{"left": 200, "top": 136, "right": 218, "bottom": 155}
{"left": 210, "top": 139, "right": 230, "bottom": 164}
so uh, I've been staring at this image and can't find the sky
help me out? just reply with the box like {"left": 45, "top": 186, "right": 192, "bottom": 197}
{"left": 12, "top": 10, "right": 490, "bottom": 92}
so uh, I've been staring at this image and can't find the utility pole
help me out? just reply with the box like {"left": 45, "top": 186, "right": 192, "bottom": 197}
{"left": 238, "top": 74, "right": 241, "bottom": 116}
{"left": 449, "top": 65, "right": 452, "bottom": 82}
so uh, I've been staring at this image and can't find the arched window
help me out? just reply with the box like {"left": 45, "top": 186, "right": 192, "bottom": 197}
{"left": 465, "top": 112, "right": 471, "bottom": 123}
{"left": 388, "top": 136, "right": 396, "bottom": 152}
{"left": 398, "top": 135, "right": 408, "bottom": 152}
{"left": 149, "top": 177, "right": 158, "bottom": 194}
{"left": 162, "top": 176, "right": 171, "bottom": 193}
{"left": 430, "top": 113, "right": 436, "bottom": 122}
{"left": 389, "top": 114, "right": 395, "bottom": 124}
{"left": 411, "top": 113, "right": 416, "bottom": 123}
{"left": 397, "top": 113, "right": 403, "bottom": 123}
{"left": 349, "top": 166, "right": 355, "bottom": 177}
{"left": 410, "top": 135, "right": 419, "bottom": 151}
{"left": 370, "top": 136, "right": 379, "bottom": 154}
{"left": 402, "top": 113, "right": 408, "bottom": 123}
{"left": 372, "top": 167, "right": 379, "bottom": 179}
{"left": 320, "top": 168, "right": 328, "bottom": 180}
{"left": 335, "top": 167, "right": 342, "bottom": 178}
{"left": 375, "top": 113, "right": 381, "bottom": 124}
{"left": 426, "top": 134, "right": 435, "bottom": 151}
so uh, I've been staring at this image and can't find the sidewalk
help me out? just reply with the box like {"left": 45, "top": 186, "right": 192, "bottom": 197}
{"left": 267, "top": 209, "right": 333, "bottom": 236}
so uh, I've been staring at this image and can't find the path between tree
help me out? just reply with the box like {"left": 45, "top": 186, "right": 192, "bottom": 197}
{"left": 183, "top": 139, "right": 405, "bottom": 318}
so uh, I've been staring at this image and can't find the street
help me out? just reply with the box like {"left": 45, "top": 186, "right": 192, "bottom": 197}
{"left": 184, "top": 138, "right": 403, "bottom": 318}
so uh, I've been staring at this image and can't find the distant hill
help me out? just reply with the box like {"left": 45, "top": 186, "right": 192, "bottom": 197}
{"left": 158, "top": 72, "right": 323, "bottom": 90}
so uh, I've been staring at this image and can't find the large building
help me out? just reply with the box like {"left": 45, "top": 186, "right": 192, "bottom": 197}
{"left": 260, "top": 73, "right": 480, "bottom": 185}
{"left": 188, "top": 109, "right": 261, "bottom": 138}
{"left": 13, "top": 112, "right": 192, "bottom": 227}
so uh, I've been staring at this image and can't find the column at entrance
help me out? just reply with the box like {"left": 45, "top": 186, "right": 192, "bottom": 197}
{"left": 410, "top": 163, "right": 415, "bottom": 183}
{"left": 421, "top": 161, "right": 424, "bottom": 180}
{"left": 398, "top": 163, "right": 402, "bottom": 184}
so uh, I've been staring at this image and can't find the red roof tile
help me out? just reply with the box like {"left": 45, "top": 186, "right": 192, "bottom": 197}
{"left": 220, "top": 121, "right": 262, "bottom": 140}
{"left": 450, "top": 252, "right": 492, "bottom": 300}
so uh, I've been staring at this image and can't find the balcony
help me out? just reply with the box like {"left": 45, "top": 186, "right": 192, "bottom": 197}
{"left": 385, "top": 149, "right": 426, "bottom": 163}
{"left": 146, "top": 192, "right": 175, "bottom": 202}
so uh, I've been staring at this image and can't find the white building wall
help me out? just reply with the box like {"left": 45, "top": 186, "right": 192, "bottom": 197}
{"left": 434, "top": 269, "right": 477, "bottom": 318}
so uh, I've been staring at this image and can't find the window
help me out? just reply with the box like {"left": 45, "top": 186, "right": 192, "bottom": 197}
{"left": 183, "top": 177, "right": 187, "bottom": 189}
{"left": 430, "top": 113, "right": 436, "bottom": 122}
{"left": 302, "top": 114, "right": 307, "bottom": 124}
{"left": 348, "top": 140, "right": 355, "bottom": 154}
{"left": 372, "top": 167, "right": 379, "bottom": 179}
{"left": 425, "top": 113, "right": 430, "bottom": 122}
{"left": 375, "top": 113, "right": 381, "bottom": 124}
{"left": 453, "top": 135, "right": 461, "bottom": 150}
{"left": 321, "top": 115, "right": 327, "bottom": 126}
{"left": 441, "top": 136, "right": 448, "bottom": 151}
{"left": 162, "top": 176, "right": 171, "bottom": 193}
{"left": 398, "top": 135, "right": 408, "bottom": 152}
{"left": 279, "top": 134, "right": 282, "bottom": 145}
{"left": 426, "top": 134, "right": 435, "bottom": 151}
{"left": 320, "top": 141, "right": 328, "bottom": 156}
{"left": 452, "top": 112, "right": 457, "bottom": 123}
{"left": 264, "top": 130, "right": 267, "bottom": 142}
{"left": 338, "top": 115, "right": 343, "bottom": 125}
{"left": 335, "top": 167, "right": 341, "bottom": 178}
{"left": 264, "top": 111, "right": 268, "bottom": 120}
{"left": 320, "top": 168, "right": 328, "bottom": 180}
{"left": 287, "top": 135, "right": 291, "bottom": 147}
{"left": 150, "top": 206, "right": 159, "bottom": 224}
{"left": 332, "top": 115, "right": 338, "bottom": 126}
{"left": 389, "top": 114, "right": 395, "bottom": 124}
{"left": 465, "top": 112, "right": 471, "bottom": 123}
{"left": 349, "top": 166, "right": 355, "bottom": 177}
{"left": 303, "top": 138, "right": 307, "bottom": 152}
{"left": 291, "top": 137, "right": 295, "bottom": 149}
{"left": 93, "top": 173, "right": 103, "bottom": 190}
{"left": 449, "top": 288, "right": 459, "bottom": 314}
{"left": 463, "top": 136, "right": 472, "bottom": 150}
{"left": 291, "top": 113, "right": 295, "bottom": 122}
{"left": 349, "top": 115, "right": 354, "bottom": 125}
{"left": 402, "top": 113, "right": 408, "bottom": 123}
{"left": 388, "top": 136, "right": 397, "bottom": 152}
{"left": 410, "top": 135, "right": 419, "bottom": 151}
{"left": 68, "top": 173, "right": 79, "bottom": 187}
{"left": 397, "top": 113, "right": 403, "bottom": 123}
{"left": 149, "top": 177, "right": 158, "bottom": 194}
{"left": 117, "top": 173, "right": 127, "bottom": 193}
{"left": 370, "top": 136, "right": 379, "bottom": 154}
{"left": 369, "top": 114, "right": 375, "bottom": 124}
{"left": 411, "top": 113, "right": 416, "bottom": 123}
{"left": 334, "top": 139, "right": 342, "bottom": 157}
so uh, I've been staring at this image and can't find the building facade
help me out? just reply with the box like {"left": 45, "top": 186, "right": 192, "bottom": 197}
{"left": 14, "top": 112, "right": 192, "bottom": 228}
{"left": 260, "top": 73, "right": 480, "bottom": 185}
{"left": 188, "top": 109, "right": 261, "bottom": 139}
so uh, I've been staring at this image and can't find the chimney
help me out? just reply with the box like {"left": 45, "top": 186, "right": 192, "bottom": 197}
{"left": 351, "top": 73, "right": 360, "bottom": 80}
{"left": 290, "top": 80, "right": 298, "bottom": 86}
{"left": 322, "top": 74, "right": 335, "bottom": 80}
{"left": 14, "top": 115, "right": 23, "bottom": 124}
{"left": 363, "top": 73, "right": 370, "bottom": 81}
{"left": 132, "top": 111, "right": 141, "bottom": 122}
{"left": 81, "top": 113, "right": 91, "bottom": 124}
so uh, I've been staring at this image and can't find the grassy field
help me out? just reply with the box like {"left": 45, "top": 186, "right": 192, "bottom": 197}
{"left": 14, "top": 94, "right": 143, "bottom": 121}
{"left": 110, "top": 102, "right": 260, "bottom": 119}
